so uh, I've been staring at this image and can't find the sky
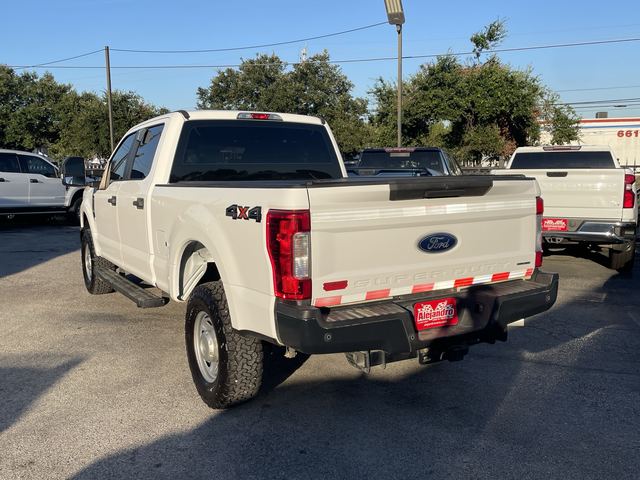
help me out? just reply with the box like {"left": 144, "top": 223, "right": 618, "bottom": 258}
{"left": 2, "top": 0, "right": 640, "bottom": 118}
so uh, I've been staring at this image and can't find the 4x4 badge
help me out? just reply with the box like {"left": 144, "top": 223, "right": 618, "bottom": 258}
{"left": 226, "top": 205, "right": 262, "bottom": 223}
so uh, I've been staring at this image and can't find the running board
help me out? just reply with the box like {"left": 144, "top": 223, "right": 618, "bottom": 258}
{"left": 96, "top": 268, "right": 168, "bottom": 308}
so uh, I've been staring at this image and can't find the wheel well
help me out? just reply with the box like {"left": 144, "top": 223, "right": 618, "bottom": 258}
{"left": 199, "top": 262, "right": 221, "bottom": 284}
{"left": 72, "top": 189, "right": 84, "bottom": 201}
{"left": 178, "top": 241, "right": 220, "bottom": 299}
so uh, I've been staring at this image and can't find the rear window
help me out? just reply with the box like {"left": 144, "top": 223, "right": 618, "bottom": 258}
{"left": 169, "top": 120, "right": 342, "bottom": 182}
{"left": 359, "top": 150, "right": 445, "bottom": 174}
{"left": 511, "top": 151, "right": 615, "bottom": 169}
{"left": 0, "top": 152, "right": 20, "bottom": 173}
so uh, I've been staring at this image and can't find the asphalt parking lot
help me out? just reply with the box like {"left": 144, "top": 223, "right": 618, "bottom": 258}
{"left": 1, "top": 220, "right": 639, "bottom": 480}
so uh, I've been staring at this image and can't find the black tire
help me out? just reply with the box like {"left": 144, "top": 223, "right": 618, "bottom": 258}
{"left": 609, "top": 240, "right": 635, "bottom": 273}
{"left": 81, "top": 229, "right": 116, "bottom": 294}
{"left": 67, "top": 196, "right": 82, "bottom": 225}
{"left": 185, "top": 281, "right": 263, "bottom": 409}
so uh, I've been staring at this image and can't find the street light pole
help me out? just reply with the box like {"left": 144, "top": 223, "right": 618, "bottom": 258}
{"left": 384, "top": 0, "right": 405, "bottom": 148}
{"left": 396, "top": 24, "right": 402, "bottom": 148}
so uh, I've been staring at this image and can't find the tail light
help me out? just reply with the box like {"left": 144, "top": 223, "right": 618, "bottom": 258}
{"left": 266, "top": 210, "right": 311, "bottom": 300}
{"left": 535, "top": 196, "right": 544, "bottom": 268}
{"left": 623, "top": 173, "right": 635, "bottom": 209}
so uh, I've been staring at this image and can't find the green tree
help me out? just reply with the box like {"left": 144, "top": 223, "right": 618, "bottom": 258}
{"left": 0, "top": 66, "right": 72, "bottom": 152}
{"left": 49, "top": 90, "right": 167, "bottom": 159}
{"left": 470, "top": 19, "right": 508, "bottom": 62}
{"left": 196, "top": 54, "right": 289, "bottom": 111}
{"left": 1, "top": 65, "right": 167, "bottom": 159}
{"left": 537, "top": 91, "right": 580, "bottom": 145}
{"left": 196, "top": 52, "right": 371, "bottom": 157}
{"left": 369, "top": 21, "right": 579, "bottom": 165}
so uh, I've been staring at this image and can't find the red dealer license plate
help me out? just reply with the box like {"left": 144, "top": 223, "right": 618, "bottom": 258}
{"left": 543, "top": 218, "right": 568, "bottom": 232}
{"left": 413, "top": 297, "right": 458, "bottom": 331}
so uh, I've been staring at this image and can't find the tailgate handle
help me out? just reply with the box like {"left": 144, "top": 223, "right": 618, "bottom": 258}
{"left": 546, "top": 171, "right": 568, "bottom": 177}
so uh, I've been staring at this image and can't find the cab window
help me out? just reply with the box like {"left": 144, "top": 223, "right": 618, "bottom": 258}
{"left": 0, "top": 153, "right": 20, "bottom": 173}
{"left": 129, "top": 125, "right": 163, "bottom": 180}
{"left": 109, "top": 133, "right": 136, "bottom": 181}
{"left": 19, "top": 155, "right": 57, "bottom": 178}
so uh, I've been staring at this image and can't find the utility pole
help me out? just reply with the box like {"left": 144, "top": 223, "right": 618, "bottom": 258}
{"left": 104, "top": 46, "right": 115, "bottom": 152}
{"left": 396, "top": 24, "right": 402, "bottom": 148}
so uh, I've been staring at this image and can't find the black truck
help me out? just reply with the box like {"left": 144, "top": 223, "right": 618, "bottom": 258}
{"left": 348, "top": 147, "right": 463, "bottom": 177}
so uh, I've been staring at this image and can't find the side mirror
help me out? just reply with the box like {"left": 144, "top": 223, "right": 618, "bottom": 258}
{"left": 61, "top": 156, "right": 88, "bottom": 187}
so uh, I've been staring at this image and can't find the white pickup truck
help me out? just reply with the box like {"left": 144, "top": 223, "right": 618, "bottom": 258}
{"left": 504, "top": 145, "right": 638, "bottom": 271}
{"left": 0, "top": 149, "right": 85, "bottom": 221}
{"left": 71, "top": 110, "right": 558, "bottom": 408}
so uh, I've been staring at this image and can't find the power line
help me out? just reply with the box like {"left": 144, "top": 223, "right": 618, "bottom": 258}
{"left": 558, "top": 84, "right": 640, "bottom": 93}
{"left": 5, "top": 21, "right": 387, "bottom": 71}
{"left": 13, "top": 49, "right": 103, "bottom": 70}
{"left": 6, "top": 35, "right": 640, "bottom": 70}
{"left": 559, "top": 97, "right": 640, "bottom": 105}
{"left": 111, "top": 21, "right": 388, "bottom": 53}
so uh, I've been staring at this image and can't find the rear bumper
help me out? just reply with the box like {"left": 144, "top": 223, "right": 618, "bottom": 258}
{"left": 274, "top": 270, "right": 558, "bottom": 355}
{"left": 543, "top": 220, "right": 636, "bottom": 245}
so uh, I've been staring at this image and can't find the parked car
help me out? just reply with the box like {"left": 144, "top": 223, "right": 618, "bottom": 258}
{"left": 0, "top": 149, "right": 85, "bottom": 221}
{"left": 501, "top": 145, "right": 638, "bottom": 271}
{"left": 348, "top": 147, "right": 463, "bottom": 177}
{"left": 69, "top": 110, "right": 557, "bottom": 409}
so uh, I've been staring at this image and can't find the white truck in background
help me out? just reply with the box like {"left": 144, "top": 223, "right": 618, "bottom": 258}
{"left": 503, "top": 145, "right": 638, "bottom": 271}
{"left": 68, "top": 110, "right": 558, "bottom": 409}
{"left": 0, "top": 149, "right": 85, "bottom": 221}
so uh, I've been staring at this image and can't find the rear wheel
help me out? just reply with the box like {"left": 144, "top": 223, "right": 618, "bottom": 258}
{"left": 81, "top": 229, "right": 116, "bottom": 294}
{"left": 609, "top": 240, "right": 636, "bottom": 273}
{"left": 185, "top": 281, "right": 263, "bottom": 409}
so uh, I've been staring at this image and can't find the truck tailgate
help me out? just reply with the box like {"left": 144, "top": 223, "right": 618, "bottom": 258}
{"left": 506, "top": 169, "right": 624, "bottom": 220}
{"left": 308, "top": 177, "right": 538, "bottom": 307}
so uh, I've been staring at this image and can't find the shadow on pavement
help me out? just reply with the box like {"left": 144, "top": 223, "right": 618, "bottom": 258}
{"left": 0, "top": 216, "right": 79, "bottom": 278}
{"left": 71, "top": 263, "right": 640, "bottom": 480}
{"left": 0, "top": 356, "right": 84, "bottom": 434}
{"left": 544, "top": 240, "right": 639, "bottom": 272}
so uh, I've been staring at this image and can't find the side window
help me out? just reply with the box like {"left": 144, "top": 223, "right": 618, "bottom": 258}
{"left": 0, "top": 153, "right": 20, "bottom": 173}
{"left": 109, "top": 133, "right": 136, "bottom": 181}
{"left": 129, "top": 125, "right": 163, "bottom": 180}
{"left": 19, "top": 155, "right": 57, "bottom": 178}
{"left": 445, "top": 152, "right": 462, "bottom": 175}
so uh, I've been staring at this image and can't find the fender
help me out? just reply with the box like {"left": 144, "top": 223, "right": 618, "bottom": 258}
{"left": 166, "top": 218, "right": 227, "bottom": 302}
{"left": 79, "top": 189, "right": 100, "bottom": 252}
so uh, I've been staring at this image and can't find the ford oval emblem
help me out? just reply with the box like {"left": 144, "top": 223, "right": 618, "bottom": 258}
{"left": 418, "top": 233, "right": 458, "bottom": 253}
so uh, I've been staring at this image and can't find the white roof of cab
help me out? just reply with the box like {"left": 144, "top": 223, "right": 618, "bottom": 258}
{"left": 131, "top": 110, "right": 325, "bottom": 132}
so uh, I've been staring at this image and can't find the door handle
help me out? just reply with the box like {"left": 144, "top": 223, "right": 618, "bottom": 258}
{"left": 30, "top": 178, "right": 40, "bottom": 183}
{"left": 107, "top": 196, "right": 117, "bottom": 206}
{"left": 132, "top": 198, "right": 144, "bottom": 210}
{"left": 0, "top": 178, "right": 6, "bottom": 182}
{"left": 546, "top": 171, "right": 568, "bottom": 177}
